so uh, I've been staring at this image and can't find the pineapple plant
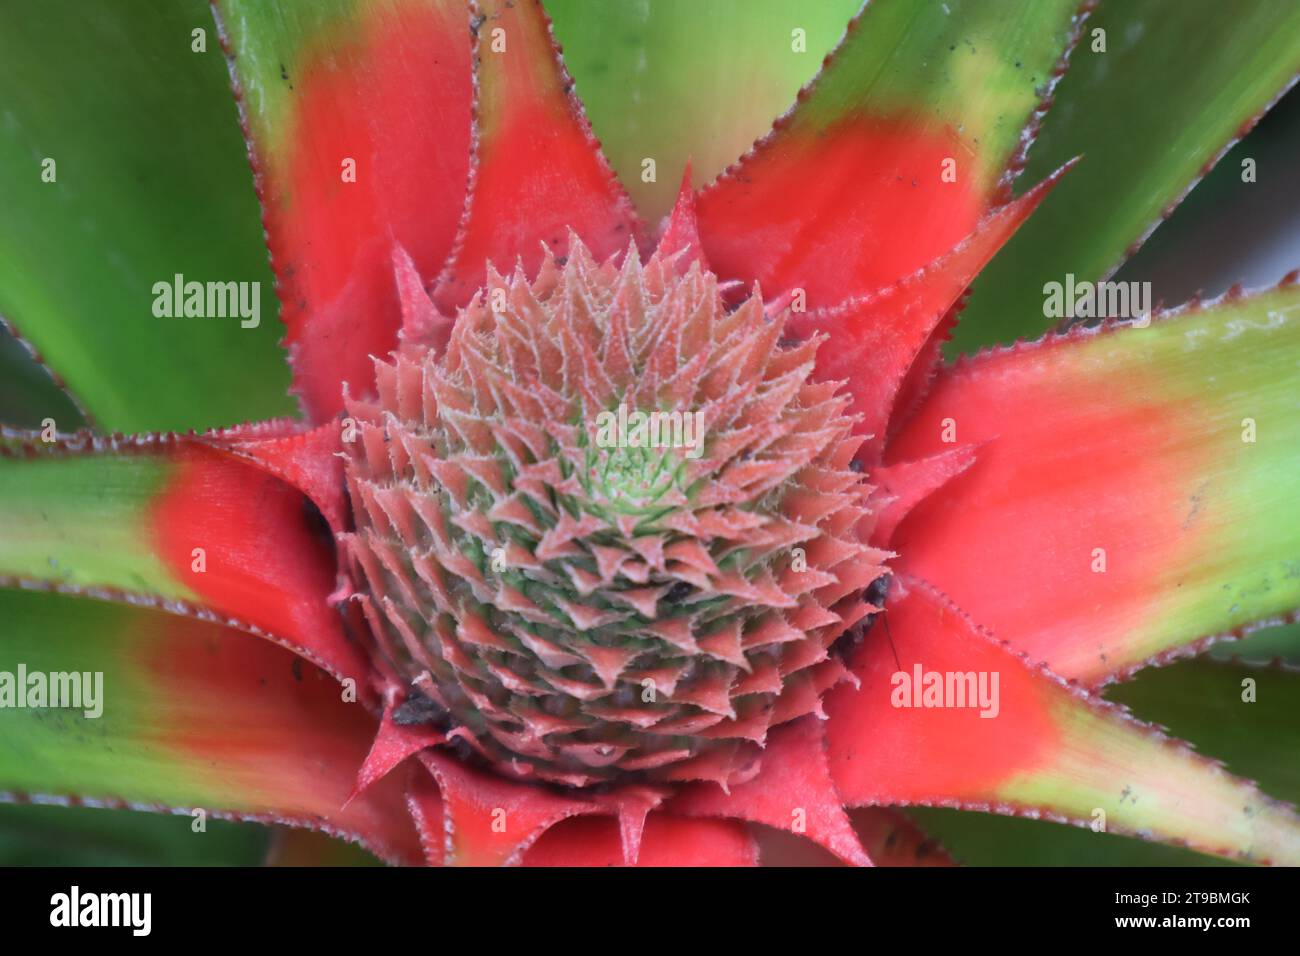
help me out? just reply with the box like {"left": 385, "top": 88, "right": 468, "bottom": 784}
{"left": 0, "top": 0, "right": 1298, "bottom": 867}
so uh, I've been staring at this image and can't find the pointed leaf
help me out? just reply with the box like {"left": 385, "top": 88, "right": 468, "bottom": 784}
{"left": 792, "top": 167, "right": 1064, "bottom": 462}
{"left": 825, "top": 578, "right": 1300, "bottom": 865}
{"left": 351, "top": 701, "right": 444, "bottom": 800}
{"left": 870, "top": 445, "right": 980, "bottom": 545}
{"left": 0, "top": 0, "right": 294, "bottom": 431}
{"left": 419, "top": 750, "right": 600, "bottom": 866}
{"left": 1108, "top": 657, "right": 1300, "bottom": 807}
{"left": 214, "top": 0, "right": 472, "bottom": 420}
{"left": 0, "top": 589, "right": 418, "bottom": 865}
{"left": 432, "top": 0, "right": 638, "bottom": 310}
{"left": 908, "top": 653, "right": 1300, "bottom": 865}
{"left": 404, "top": 768, "right": 446, "bottom": 866}
{"left": 695, "top": 0, "right": 1087, "bottom": 306}
{"left": 914, "top": 649, "right": 1300, "bottom": 864}
{"left": 888, "top": 284, "right": 1300, "bottom": 684}
{"left": 547, "top": 0, "right": 862, "bottom": 219}
{"left": 0, "top": 435, "right": 369, "bottom": 686}
{"left": 957, "top": 0, "right": 1300, "bottom": 350}
{"left": 656, "top": 168, "right": 707, "bottom": 268}
{"left": 752, "top": 808, "right": 959, "bottom": 865}
{"left": 670, "top": 716, "right": 869, "bottom": 865}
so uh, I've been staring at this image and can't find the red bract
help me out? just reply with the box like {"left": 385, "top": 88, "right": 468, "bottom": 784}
{"left": 2, "top": 0, "right": 1299, "bottom": 867}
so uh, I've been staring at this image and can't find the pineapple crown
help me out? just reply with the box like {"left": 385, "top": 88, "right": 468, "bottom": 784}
{"left": 341, "top": 238, "right": 888, "bottom": 789}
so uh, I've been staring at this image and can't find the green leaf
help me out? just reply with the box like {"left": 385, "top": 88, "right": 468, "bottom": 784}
{"left": 0, "top": 329, "right": 82, "bottom": 430}
{"left": 955, "top": 0, "right": 1300, "bottom": 352}
{"left": 0, "top": 803, "right": 269, "bottom": 866}
{"left": 0, "top": 449, "right": 182, "bottom": 598}
{"left": 0, "top": 0, "right": 294, "bottom": 431}
{"left": 1108, "top": 657, "right": 1300, "bottom": 806}
{"left": 548, "top": 0, "right": 863, "bottom": 219}
{"left": 1212, "top": 622, "right": 1300, "bottom": 665}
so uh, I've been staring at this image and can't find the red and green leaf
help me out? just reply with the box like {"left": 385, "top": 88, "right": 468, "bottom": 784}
{"left": 0, "top": 589, "right": 417, "bottom": 865}
{"left": 887, "top": 283, "right": 1300, "bottom": 684}
{"left": 904, "top": 656, "right": 1300, "bottom": 865}
{"left": 0, "top": 434, "right": 368, "bottom": 687}
{"left": 696, "top": 0, "right": 1088, "bottom": 307}
{"left": 431, "top": 0, "right": 639, "bottom": 310}
{"left": 791, "top": 166, "right": 1066, "bottom": 463}
{"left": 825, "top": 578, "right": 1300, "bottom": 865}
{"left": 214, "top": 0, "right": 472, "bottom": 421}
